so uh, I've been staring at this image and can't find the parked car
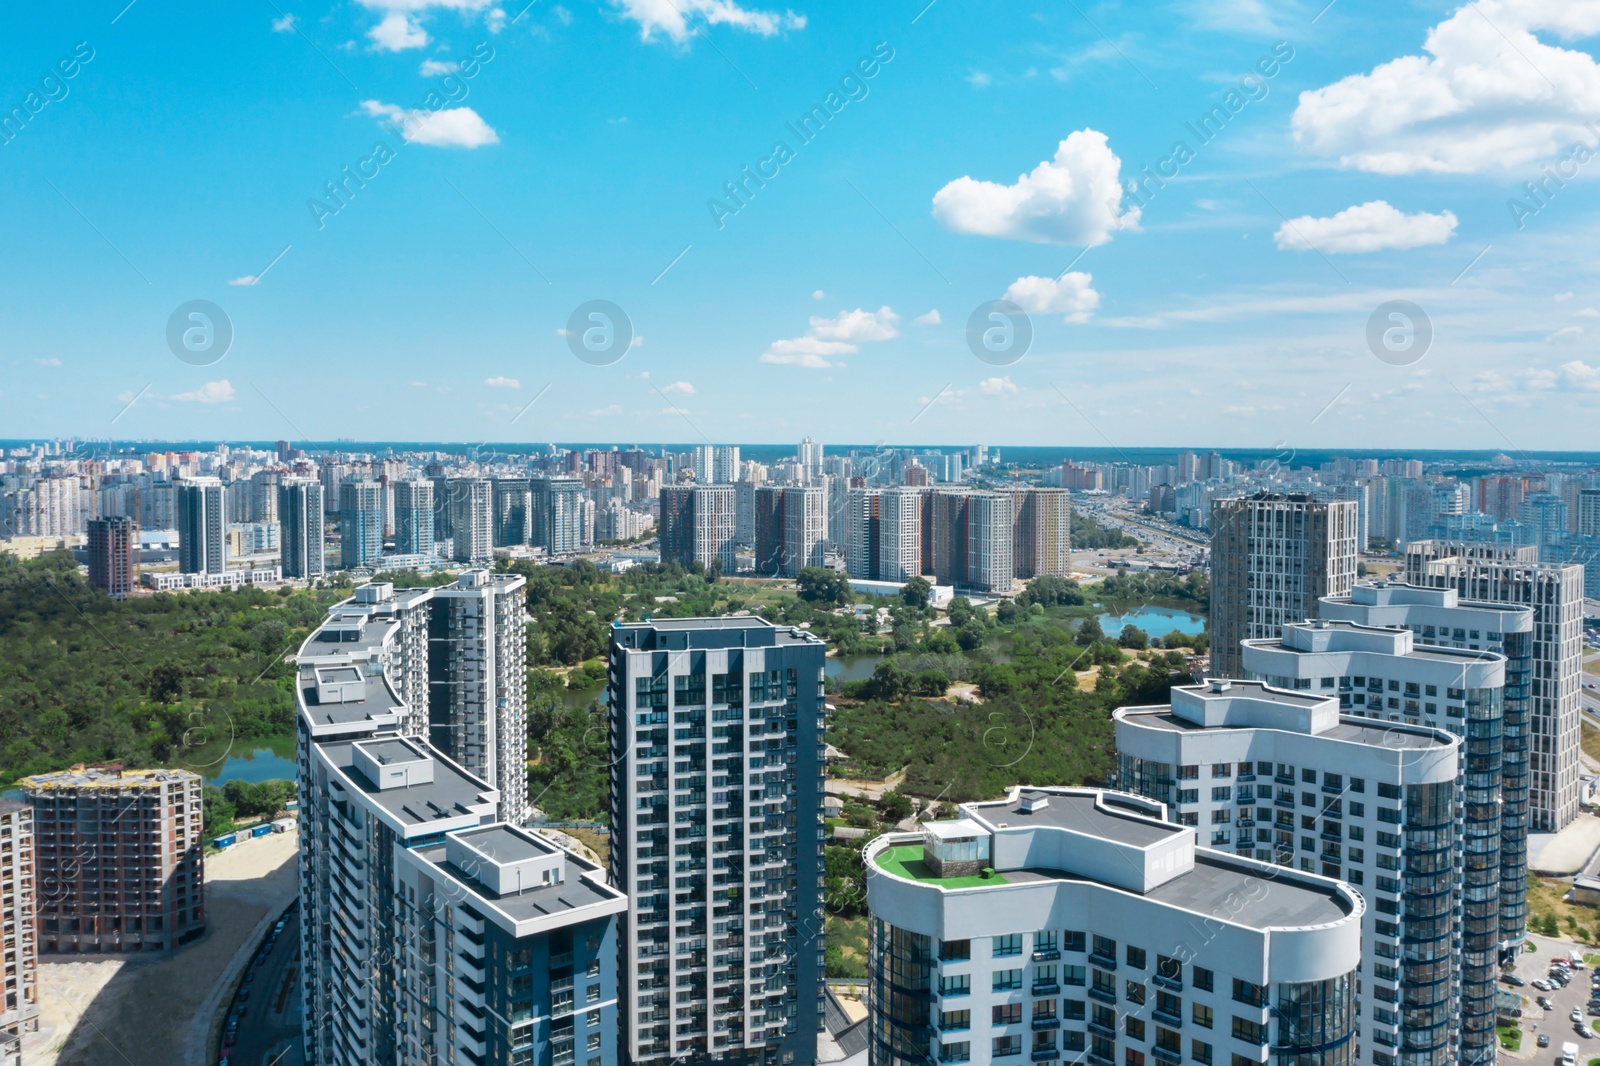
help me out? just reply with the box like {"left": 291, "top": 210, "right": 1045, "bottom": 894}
{"left": 1571, "top": 1007, "right": 1583, "bottom": 1024}
{"left": 1541, "top": 996, "right": 1557, "bottom": 1009}
{"left": 1536, "top": 980, "right": 1554, "bottom": 991}
{"left": 1506, "top": 975, "right": 1527, "bottom": 987}
{"left": 1539, "top": 1035, "right": 1552, "bottom": 1048}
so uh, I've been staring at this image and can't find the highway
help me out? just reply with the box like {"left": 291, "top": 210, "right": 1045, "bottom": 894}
{"left": 220, "top": 905, "right": 303, "bottom": 1066}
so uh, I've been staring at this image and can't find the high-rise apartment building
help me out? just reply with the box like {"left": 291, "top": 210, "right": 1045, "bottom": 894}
{"left": 1239, "top": 617, "right": 1518, "bottom": 1065}
{"left": 1013, "top": 487, "right": 1071, "bottom": 580}
{"left": 87, "top": 514, "right": 137, "bottom": 599}
{"left": 1208, "top": 493, "right": 1359, "bottom": 678}
{"left": 608, "top": 618, "right": 827, "bottom": 1066}
{"left": 690, "top": 446, "right": 742, "bottom": 485}
{"left": 393, "top": 479, "right": 435, "bottom": 556}
{"left": 931, "top": 490, "right": 1015, "bottom": 594}
{"left": 340, "top": 480, "right": 385, "bottom": 569}
{"left": 844, "top": 488, "right": 923, "bottom": 582}
{"left": 493, "top": 478, "right": 533, "bottom": 547}
{"left": 279, "top": 478, "right": 326, "bottom": 579}
{"left": 844, "top": 489, "right": 881, "bottom": 580}
{"left": 21, "top": 766, "right": 206, "bottom": 955}
{"left": 753, "top": 487, "right": 827, "bottom": 577}
{"left": 659, "top": 485, "right": 737, "bottom": 574}
{"left": 0, "top": 800, "right": 38, "bottom": 1066}
{"left": 1404, "top": 540, "right": 1586, "bottom": 831}
{"left": 296, "top": 592, "right": 623, "bottom": 1066}
{"left": 798, "top": 437, "right": 822, "bottom": 480}
{"left": 176, "top": 477, "right": 228, "bottom": 574}
{"left": 1578, "top": 489, "right": 1600, "bottom": 537}
{"left": 533, "top": 476, "right": 588, "bottom": 556}
{"left": 250, "top": 469, "right": 281, "bottom": 524}
{"left": 863, "top": 785, "right": 1364, "bottom": 1066}
{"left": 450, "top": 477, "right": 494, "bottom": 564}
{"left": 1115, "top": 681, "right": 1460, "bottom": 1066}
{"left": 1318, "top": 581, "right": 1537, "bottom": 957}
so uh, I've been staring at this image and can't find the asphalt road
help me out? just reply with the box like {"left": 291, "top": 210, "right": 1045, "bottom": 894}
{"left": 220, "top": 908, "right": 304, "bottom": 1066}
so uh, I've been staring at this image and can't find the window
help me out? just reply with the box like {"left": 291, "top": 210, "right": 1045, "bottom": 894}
{"left": 1193, "top": 967, "right": 1214, "bottom": 992}
{"left": 1064, "top": 931, "right": 1086, "bottom": 952}
{"left": 941, "top": 939, "right": 971, "bottom": 961}
{"left": 1193, "top": 1040, "right": 1214, "bottom": 1065}
{"left": 993, "top": 1003, "right": 1023, "bottom": 1025}
{"left": 1092, "top": 935, "right": 1117, "bottom": 961}
{"left": 941, "top": 1009, "right": 971, "bottom": 1031}
{"left": 1126, "top": 946, "right": 1146, "bottom": 969}
{"left": 1192, "top": 1005, "right": 1213, "bottom": 1029}
{"left": 1231, "top": 1017, "right": 1266, "bottom": 1044}
{"left": 1212, "top": 787, "right": 1232, "bottom": 802}
{"left": 940, "top": 1041, "right": 970, "bottom": 1063}
{"left": 1156, "top": 991, "right": 1181, "bottom": 1019}
{"left": 1064, "top": 1000, "right": 1086, "bottom": 1021}
{"left": 1033, "top": 1001, "right": 1058, "bottom": 1020}
{"left": 587, "top": 1035, "right": 601, "bottom": 1052}
{"left": 1177, "top": 789, "right": 1198, "bottom": 804}
{"left": 1232, "top": 979, "right": 1265, "bottom": 1007}
{"left": 1378, "top": 782, "right": 1401, "bottom": 800}
{"left": 1178, "top": 765, "right": 1200, "bottom": 780}
{"left": 1035, "top": 931, "right": 1059, "bottom": 953}
{"left": 1126, "top": 1051, "right": 1146, "bottom": 1066}
{"left": 1156, "top": 1028, "right": 1181, "bottom": 1055}
{"left": 1125, "top": 1017, "right": 1146, "bottom": 1041}
{"left": 587, "top": 1010, "right": 601, "bottom": 1027}
{"left": 1232, "top": 1056, "right": 1260, "bottom": 1066}
{"left": 993, "top": 934, "right": 1023, "bottom": 957}
{"left": 1301, "top": 768, "right": 1316, "bottom": 783}
{"left": 1212, "top": 763, "right": 1232, "bottom": 777}
{"left": 993, "top": 1035, "right": 1021, "bottom": 1057}
{"left": 1125, "top": 981, "right": 1146, "bottom": 1005}
{"left": 993, "top": 969, "right": 1023, "bottom": 992}
{"left": 1156, "top": 955, "right": 1182, "bottom": 985}
{"left": 1063, "top": 965, "right": 1086, "bottom": 987}
{"left": 940, "top": 974, "right": 970, "bottom": 997}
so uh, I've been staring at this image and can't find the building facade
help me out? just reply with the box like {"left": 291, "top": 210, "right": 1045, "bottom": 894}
{"left": 1404, "top": 540, "right": 1585, "bottom": 832}
{"left": 394, "top": 479, "right": 435, "bottom": 557}
{"left": 1115, "top": 681, "right": 1460, "bottom": 1066}
{"left": 1208, "top": 494, "right": 1360, "bottom": 678}
{"left": 176, "top": 477, "right": 228, "bottom": 575}
{"left": 87, "top": 515, "right": 137, "bottom": 599}
{"left": 659, "top": 485, "right": 736, "bottom": 574}
{"left": 864, "top": 785, "right": 1364, "bottom": 1066}
{"left": 450, "top": 478, "right": 495, "bottom": 565}
{"left": 0, "top": 800, "right": 38, "bottom": 1066}
{"left": 1013, "top": 488, "right": 1071, "bottom": 580}
{"left": 931, "top": 490, "right": 1015, "bottom": 595}
{"left": 608, "top": 618, "right": 827, "bottom": 1066}
{"left": 279, "top": 477, "right": 326, "bottom": 579}
{"left": 341, "top": 480, "right": 385, "bottom": 570}
{"left": 20, "top": 767, "right": 206, "bottom": 955}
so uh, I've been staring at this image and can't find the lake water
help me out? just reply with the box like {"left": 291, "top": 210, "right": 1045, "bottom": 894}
{"left": 1096, "top": 606, "right": 1206, "bottom": 637}
{"left": 825, "top": 655, "right": 885, "bottom": 682}
{"left": 196, "top": 745, "right": 298, "bottom": 785}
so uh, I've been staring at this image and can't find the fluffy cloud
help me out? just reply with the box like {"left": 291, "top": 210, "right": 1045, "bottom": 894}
{"left": 485, "top": 376, "right": 520, "bottom": 388}
{"left": 760, "top": 306, "right": 898, "bottom": 368}
{"left": 1293, "top": 0, "right": 1600, "bottom": 173}
{"left": 272, "top": 13, "right": 298, "bottom": 32}
{"left": 931, "top": 129, "right": 1139, "bottom": 246}
{"left": 362, "top": 100, "right": 500, "bottom": 147}
{"left": 978, "top": 376, "right": 1018, "bottom": 394}
{"left": 419, "top": 58, "right": 460, "bottom": 75}
{"left": 1002, "top": 272, "right": 1101, "bottom": 323}
{"left": 173, "top": 380, "right": 236, "bottom": 404}
{"left": 1273, "top": 201, "right": 1459, "bottom": 253}
{"left": 610, "top": 0, "right": 805, "bottom": 43}
{"left": 591, "top": 403, "right": 623, "bottom": 415}
{"left": 369, "top": 12, "right": 430, "bottom": 50}
{"left": 914, "top": 309, "right": 942, "bottom": 326}
{"left": 1562, "top": 359, "right": 1600, "bottom": 389}
{"left": 661, "top": 381, "right": 695, "bottom": 394}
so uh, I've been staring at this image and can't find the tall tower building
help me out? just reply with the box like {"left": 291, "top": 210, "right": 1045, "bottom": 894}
{"left": 659, "top": 485, "right": 736, "bottom": 573}
{"left": 752, "top": 487, "right": 825, "bottom": 577}
{"left": 340, "top": 480, "right": 385, "bottom": 570}
{"left": 0, "top": 801, "right": 38, "bottom": 1066}
{"left": 87, "top": 515, "right": 137, "bottom": 599}
{"left": 1404, "top": 540, "right": 1586, "bottom": 831}
{"left": 712, "top": 446, "right": 741, "bottom": 486}
{"left": 1240, "top": 616, "right": 1520, "bottom": 1065}
{"left": 608, "top": 619, "right": 827, "bottom": 1066}
{"left": 931, "top": 490, "right": 1015, "bottom": 594}
{"left": 393, "top": 479, "right": 435, "bottom": 556}
{"left": 449, "top": 477, "right": 494, "bottom": 564}
{"left": 797, "top": 437, "right": 822, "bottom": 481}
{"left": 1013, "top": 487, "right": 1071, "bottom": 579}
{"left": 878, "top": 488, "right": 923, "bottom": 582}
{"left": 426, "top": 571, "right": 530, "bottom": 825}
{"left": 1577, "top": 489, "right": 1600, "bottom": 537}
{"left": 844, "top": 489, "right": 880, "bottom": 580}
{"left": 250, "top": 469, "right": 281, "bottom": 524}
{"left": 864, "top": 785, "right": 1364, "bottom": 1066}
{"left": 278, "top": 478, "right": 326, "bottom": 579}
{"left": 533, "top": 476, "right": 587, "bottom": 556}
{"left": 1208, "top": 493, "right": 1359, "bottom": 678}
{"left": 296, "top": 588, "right": 623, "bottom": 1066}
{"left": 492, "top": 477, "right": 533, "bottom": 548}
{"left": 176, "top": 477, "right": 228, "bottom": 575}
{"left": 22, "top": 767, "right": 206, "bottom": 955}
{"left": 1116, "top": 681, "right": 1460, "bottom": 1066}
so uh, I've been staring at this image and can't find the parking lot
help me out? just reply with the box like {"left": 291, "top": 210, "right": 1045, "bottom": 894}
{"left": 1505, "top": 935, "right": 1600, "bottom": 1061}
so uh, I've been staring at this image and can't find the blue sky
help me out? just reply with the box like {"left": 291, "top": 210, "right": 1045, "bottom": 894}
{"left": 2, "top": 0, "right": 1598, "bottom": 450}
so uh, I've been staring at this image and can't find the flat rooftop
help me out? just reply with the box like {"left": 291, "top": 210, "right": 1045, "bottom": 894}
{"left": 453, "top": 823, "right": 552, "bottom": 865}
{"left": 317, "top": 738, "right": 494, "bottom": 829}
{"left": 297, "top": 614, "right": 404, "bottom": 728}
{"left": 612, "top": 615, "right": 824, "bottom": 649}
{"left": 0, "top": 798, "right": 29, "bottom": 817}
{"left": 1249, "top": 620, "right": 1505, "bottom": 665}
{"left": 968, "top": 791, "right": 1180, "bottom": 848}
{"left": 414, "top": 832, "right": 623, "bottom": 925}
{"left": 21, "top": 766, "right": 200, "bottom": 790}
{"left": 1118, "top": 707, "right": 1450, "bottom": 750}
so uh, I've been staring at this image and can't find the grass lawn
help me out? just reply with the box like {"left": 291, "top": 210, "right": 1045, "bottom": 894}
{"left": 566, "top": 827, "right": 610, "bottom": 869}
{"left": 1584, "top": 722, "right": 1600, "bottom": 764}
{"left": 1587, "top": 954, "right": 1600, "bottom": 967}
{"left": 1498, "top": 1025, "right": 1522, "bottom": 1050}
{"left": 827, "top": 915, "right": 869, "bottom": 979}
{"left": 874, "top": 845, "right": 1007, "bottom": 888}
{"left": 1527, "top": 874, "right": 1600, "bottom": 942}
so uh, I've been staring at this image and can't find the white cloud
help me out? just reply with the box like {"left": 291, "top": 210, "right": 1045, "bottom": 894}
{"left": 369, "top": 12, "right": 431, "bottom": 50}
{"left": 173, "top": 380, "right": 236, "bottom": 404}
{"left": 966, "top": 70, "right": 992, "bottom": 88}
{"left": 1293, "top": 0, "right": 1600, "bottom": 174}
{"left": 1555, "top": 291, "right": 1575, "bottom": 301}
{"left": 662, "top": 381, "right": 695, "bottom": 394}
{"left": 1002, "top": 272, "right": 1101, "bottom": 323}
{"left": 660, "top": 405, "right": 691, "bottom": 416}
{"left": 34, "top": 357, "right": 62, "bottom": 367}
{"left": 228, "top": 275, "right": 260, "bottom": 286}
{"left": 760, "top": 306, "right": 899, "bottom": 368}
{"left": 610, "top": 0, "right": 806, "bottom": 43}
{"left": 1562, "top": 359, "right": 1600, "bottom": 389}
{"left": 1273, "top": 201, "right": 1459, "bottom": 253}
{"left": 978, "top": 376, "right": 1018, "bottom": 395}
{"left": 1547, "top": 325, "right": 1584, "bottom": 344}
{"left": 486, "top": 375, "right": 520, "bottom": 388}
{"left": 362, "top": 100, "right": 500, "bottom": 147}
{"left": 1577, "top": 307, "right": 1600, "bottom": 317}
{"left": 931, "top": 129, "right": 1139, "bottom": 246}
{"left": 272, "top": 13, "right": 298, "bottom": 32}
{"left": 419, "top": 58, "right": 460, "bottom": 75}
{"left": 914, "top": 309, "right": 942, "bottom": 326}
{"left": 591, "top": 403, "right": 623, "bottom": 415}
{"left": 486, "top": 6, "right": 506, "bottom": 31}
{"left": 811, "top": 289, "right": 825, "bottom": 300}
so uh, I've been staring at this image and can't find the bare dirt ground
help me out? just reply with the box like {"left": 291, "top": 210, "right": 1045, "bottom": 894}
{"left": 27, "top": 830, "right": 298, "bottom": 1066}
{"left": 825, "top": 768, "right": 907, "bottom": 801}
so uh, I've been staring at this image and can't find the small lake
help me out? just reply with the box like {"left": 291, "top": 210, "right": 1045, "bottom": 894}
{"left": 825, "top": 655, "right": 886, "bottom": 682}
{"left": 188, "top": 740, "right": 298, "bottom": 785}
{"left": 1096, "top": 606, "right": 1206, "bottom": 637}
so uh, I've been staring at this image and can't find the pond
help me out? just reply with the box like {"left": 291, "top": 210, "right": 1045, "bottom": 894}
{"left": 1096, "top": 606, "right": 1206, "bottom": 638}
{"left": 193, "top": 742, "right": 299, "bottom": 785}
{"left": 825, "top": 654, "right": 887, "bottom": 682}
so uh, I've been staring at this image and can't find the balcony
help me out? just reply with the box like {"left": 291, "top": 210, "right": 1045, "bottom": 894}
{"left": 1031, "top": 1018, "right": 1061, "bottom": 1032}
{"left": 1153, "top": 1046, "right": 1182, "bottom": 1065}
{"left": 1088, "top": 952, "right": 1117, "bottom": 971}
{"left": 1088, "top": 1019, "right": 1117, "bottom": 1037}
{"left": 1088, "top": 987, "right": 1117, "bottom": 1005}
{"left": 1032, "top": 1049, "right": 1062, "bottom": 1062}
{"left": 1032, "top": 982, "right": 1061, "bottom": 996}
{"left": 1152, "top": 975, "right": 1182, "bottom": 992}
{"left": 1032, "top": 949, "right": 1061, "bottom": 962}
{"left": 1152, "top": 1009, "right": 1182, "bottom": 1027}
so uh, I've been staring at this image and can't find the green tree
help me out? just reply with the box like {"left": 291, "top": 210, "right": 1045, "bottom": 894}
{"left": 900, "top": 576, "right": 932, "bottom": 611}
{"left": 879, "top": 790, "right": 914, "bottom": 823}
{"left": 946, "top": 597, "right": 975, "bottom": 627}
{"left": 1118, "top": 625, "right": 1150, "bottom": 650}
{"left": 1075, "top": 615, "right": 1104, "bottom": 645}
{"left": 797, "top": 567, "right": 851, "bottom": 605}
